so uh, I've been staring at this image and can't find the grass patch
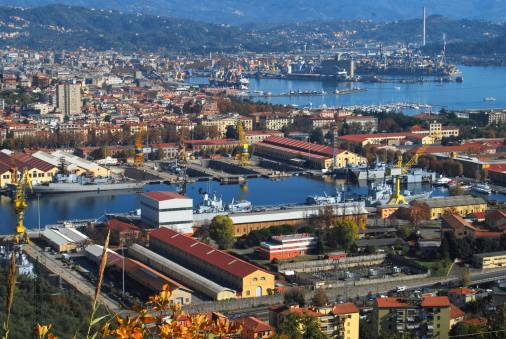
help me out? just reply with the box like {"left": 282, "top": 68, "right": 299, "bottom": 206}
{"left": 415, "top": 259, "right": 452, "bottom": 277}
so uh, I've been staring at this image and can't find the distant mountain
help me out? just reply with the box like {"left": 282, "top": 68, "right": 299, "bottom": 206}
{"left": 0, "top": 5, "right": 262, "bottom": 52}
{"left": 2, "top": 0, "right": 506, "bottom": 24}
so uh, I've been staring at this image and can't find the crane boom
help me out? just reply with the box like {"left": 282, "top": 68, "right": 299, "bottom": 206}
{"left": 11, "top": 166, "right": 32, "bottom": 244}
{"left": 388, "top": 145, "right": 428, "bottom": 205}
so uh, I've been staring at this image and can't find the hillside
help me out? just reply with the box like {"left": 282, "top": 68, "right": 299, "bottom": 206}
{"left": 0, "top": 5, "right": 258, "bottom": 52}
{"left": 2, "top": 0, "right": 506, "bottom": 24}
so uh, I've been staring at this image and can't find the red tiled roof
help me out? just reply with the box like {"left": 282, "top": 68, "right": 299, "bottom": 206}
{"left": 450, "top": 303, "right": 465, "bottom": 320}
{"left": 143, "top": 191, "right": 189, "bottom": 201}
{"left": 463, "top": 318, "right": 487, "bottom": 325}
{"left": 421, "top": 296, "right": 450, "bottom": 308}
{"left": 149, "top": 227, "right": 268, "bottom": 278}
{"left": 376, "top": 297, "right": 408, "bottom": 308}
{"left": 263, "top": 136, "right": 334, "bottom": 157}
{"left": 185, "top": 139, "right": 238, "bottom": 145}
{"left": 449, "top": 288, "right": 476, "bottom": 296}
{"left": 236, "top": 316, "right": 272, "bottom": 333}
{"left": 106, "top": 219, "right": 140, "bottom": 233}
{"left": 282, "top": 306, "right": 321, "bottom": 317}
{"left": 331, "top": 303, "right": 359, "bottom": 315}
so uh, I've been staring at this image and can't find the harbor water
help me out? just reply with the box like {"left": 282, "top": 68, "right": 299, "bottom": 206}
{"left": 0, "top": 174, "right": 503, "bottom": 235}
{"left": 191, "top": 66, "right": 506, "bottom": 113}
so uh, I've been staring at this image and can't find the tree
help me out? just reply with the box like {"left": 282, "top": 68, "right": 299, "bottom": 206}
{"left": 302, "top": 315, "right": 327, "bottom": 339}
{"left": 284, "top": 287, "right": 306, "bottom": 306}
{"left": 461, "top": 267, "right": 471, "bottom": 287}
{"left": 309, "top": 128, "right": 325, "bottom": 144}
{"left": 225, "top": 125, "right": 238, "bottom": 139}
{"left": 408, "top": 201, "right": 430, "bottom": 229}
{"left": 278, "top": 313, "right": 303, "bottom": 339}
{"left": 311, "top": 288, "right": 328, "bottom": 307}
{"left": 326, "top": 219, "right": 359, "bottom": 251}
{"left": 209, "top": 215, "right": 235, "bottom": 249}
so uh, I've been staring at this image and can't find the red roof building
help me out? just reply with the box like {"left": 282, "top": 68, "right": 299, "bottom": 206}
{"left": 149, "top": 227, "right": 274, "bottom": 298}
{"left": 235, "top": 316, "right": 273, "bottom": 339}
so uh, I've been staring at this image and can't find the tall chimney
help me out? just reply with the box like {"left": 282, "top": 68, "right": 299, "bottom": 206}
{"left": 422, "top": 7, "right": 427, "bottom": 47}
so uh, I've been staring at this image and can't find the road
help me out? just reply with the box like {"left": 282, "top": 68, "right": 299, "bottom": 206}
{"left": 23, "top": 243, "right": 121, "bottom": 312}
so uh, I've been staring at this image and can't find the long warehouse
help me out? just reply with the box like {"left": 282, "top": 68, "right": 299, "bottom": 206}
{"left": 128, "top": 243, "right": 237, "bottom": 301}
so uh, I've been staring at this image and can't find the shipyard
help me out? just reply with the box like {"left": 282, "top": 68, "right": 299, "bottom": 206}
{"left": 1, "top": 2, "right": 506, "bottom": 338}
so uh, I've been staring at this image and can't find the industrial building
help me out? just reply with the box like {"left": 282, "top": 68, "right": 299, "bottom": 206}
{"left": 42, "top": 227, "right": 90, "bottom": 252}
{"left": 0, "top": 150, "right": 58, "bottom": 188}
{"left": 85, "top": 244, "right": 192, "bottom": 304}
{"left": 149, "top": 228, "right": 275, "bottom": 298}
{"left": 32, "top": 150, "right": 110, "bottom": 177}
{"left": 258, "top": 234, "right": 318, "bottom": 261}
{"left": 413, "top": 195, "right": 487, "bottom": 220}
{"left": 374, "top": 296, "right": 451, "bottom": 339}
{"left": 128, "top": 244, "right": 236, "bottom": 301}
{"left": 337, "top": 132, "right": 433, "bottom": 147}
{"left": 140, "top": 192, "right": 193, "bottom": 234}
{"left": 229, "top": 202, "right": 368, "bottom": 237}
{"left": 254, "top": 136, "right": 366, "bottom": 170}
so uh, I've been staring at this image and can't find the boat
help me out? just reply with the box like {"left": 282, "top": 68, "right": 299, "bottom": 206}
{"left": 226, "top": 198, "right": 252, "bottom": 213}
{"left": 366, "top": 182, "right": 430, "bottom": 206}
{"left": 394, "top": 86, "right": 401, "bottom": 91}
{"left": 306, "top": 191, "right": 342, "bottom": 206}
{"left": 31, "top": 173, "right": 144, "bottom": 194}
{"left": 484, "top": 97, "right": 496, "bottom": 102}
{"left": 433, "top": 176, "right": 453, "bottom": 187}
{"left": 472, "top": 183, "right": 492, "bottom": 195}
{"left": 195, "top": 192, "right": 224, "bottom": 214}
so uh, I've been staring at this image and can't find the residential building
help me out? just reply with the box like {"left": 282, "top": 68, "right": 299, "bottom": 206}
{"left": 442, "top": 213, "right": 503, "bottom": 239}
{"left": 473, "top": 251, "right": 506, "bottom": 269}
{"left": 269, "top": 303, "right": 359, "bottom": 339}
{"left": 149, "top": 227, "right": 275, "bottom": 298}
{"left": 341, "top": 115, "right": 378, "bottom": 133}
{"left": 201, "top": 114, "right": 252, "bottom": 136}
{"left": 236, "top": 316, "right": 274, "bottom": 339}
{"left": 337, "top": 132, "right": 433, "bottom": 147}
{"left": 374, "top": 296, "right": 451, "bottom": 339}
{"left": 448, "top": 288, "right": 477, "bottom": 307}
{"left": 259, "top": 115, "right": 293, "bottom": 131}
{"left": 413, "top": 195, "right": 487, "bottom": 220}
{"left": 140, "top": 192, "right": 193, "bottom": 234}
{"left": 56, "top": 83, "right": 82, "bottom": 116}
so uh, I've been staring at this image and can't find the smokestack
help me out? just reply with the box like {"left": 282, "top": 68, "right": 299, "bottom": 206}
{"left": 422, "top": 7, "right": 426, "bottom": 47}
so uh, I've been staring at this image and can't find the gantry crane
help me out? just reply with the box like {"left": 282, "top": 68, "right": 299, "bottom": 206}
{"left": 387, "top": 145, "right": 428, "bottom": 205}
{"left": 134, "top": 131, "right": 144, "bottom": 167}
{"left": 10, "top": 165, "right": 32, "bottom": 244}
{"left": 236, "top": 121, "right": 249, "bottom": 166}
{"left": 176, "top": 129, "right": 188, "bottom": 194}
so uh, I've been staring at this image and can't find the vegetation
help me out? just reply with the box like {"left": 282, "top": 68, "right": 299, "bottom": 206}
{"left": 283, "top": 287, "right": 306, "bottom": 307}
{"left": 236, "top": 224, "right": 295, "bottom": 248}
{"left": 0, "top": 264, "right": 97, "bottom": 338}
{"left": 209, "top": 215, "right": 235, "bottom": 249}
{"left": 276, "top": 313, "right": 327, "bottom": 339}
{"left": 311, "top": 288, "right": 329, "bottom": 307}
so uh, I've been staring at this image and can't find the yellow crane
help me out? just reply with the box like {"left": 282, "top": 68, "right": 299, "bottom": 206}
{"left": 134, "top": 131, "right": 144, "bottom": 167}
{"left": 387, "top": 145, "right": 428, "bottom": 205}
{"left": 11, "top": 166, "right": 32, "bottom": 244}
{"left": 236, "top": 121, "right": 249, "bottom": 166}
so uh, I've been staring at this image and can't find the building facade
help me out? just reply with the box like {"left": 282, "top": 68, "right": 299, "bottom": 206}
{"left": 140, "top": 192, "right": 193, "bottom": 234}
{"left": 56, "top": 83, "right": 82, "bottom": 116}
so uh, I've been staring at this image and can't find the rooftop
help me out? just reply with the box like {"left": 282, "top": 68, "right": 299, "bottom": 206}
{"left": 149, "top": 227, "right": 269, "bottom": 279}
{"left": 331, "top": 303, "right": 359, "bottom": 315}
{"left": 416, "top": 195, "right": 486, "bottom": 209}
{"left": 143, "top": 191, "right": 189, "bottom": 202}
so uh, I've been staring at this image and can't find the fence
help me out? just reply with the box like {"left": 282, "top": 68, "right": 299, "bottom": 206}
{"left": 277, "top": 254, "right": 386, "bottom": 273}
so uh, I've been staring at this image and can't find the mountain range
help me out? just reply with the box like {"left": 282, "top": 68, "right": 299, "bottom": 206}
{"left": 2, "top": 0, "right": 506, "bottom": 24}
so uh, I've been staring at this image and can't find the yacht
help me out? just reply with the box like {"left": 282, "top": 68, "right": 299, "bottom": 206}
{"left": 484, "top": 97, "right": 496, "bottom": 102}
{"left": 433, "top": 176, "right": 453, "bottom": 187}
{"left": 472, "top": 183, "right": 492, "bottom": 195}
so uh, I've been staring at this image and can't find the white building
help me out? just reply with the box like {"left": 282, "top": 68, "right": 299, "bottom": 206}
{"left": 140, "top": 192, "right": 193, "bottom": 234}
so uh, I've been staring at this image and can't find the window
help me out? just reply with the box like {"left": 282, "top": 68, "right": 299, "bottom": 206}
{"left": 246, "top": 290, "right": 250, "bottom": 296}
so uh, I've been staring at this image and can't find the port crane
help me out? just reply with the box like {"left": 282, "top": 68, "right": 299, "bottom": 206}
{"left": 236, "top": 121, "right": 250, "bottom": 166}
{"left": 10, "top": 164, "right": 33, "bottom": 244}
{"left": 387, "top": 145, "right": 428, "bottom": 205}
{"left": 134, "top": 131, "right": 144, "bottom": 167}
{"left": 176, "top": 129, "right": 188, "bottom": 194}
